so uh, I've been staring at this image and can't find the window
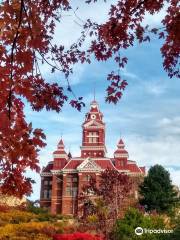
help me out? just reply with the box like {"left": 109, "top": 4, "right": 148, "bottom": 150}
{"left": 83, "top": 175, "right": 92, "bottom": 181}
{"left": 65, "top": 175, "right": 78, "bottom": 197}
{"left": 66, "top": 186, "right": 78, "bottom": 196}
{"left": 67, "top": 175, "right": 72, "bottom": 182}
{"left": 120, "top": 161, "right": 124, "bottom": 167}
{"left": 72, "top": 177, "right": 78, "bottom": 182}
{"left": 43, "top": 189, "right": 51, "bottom": 199}
{"left": 88, "top": 132, "right": 99, "bottom": 143}
{"left": 49, "top": 190, "right": 52, "bottom": 198}
{"left": 44, "top": 180, "right": 48, "bottom": 185}
{"left": 67, "top": 175, "right": 78, "bottom": 183}
{"left": 66, "top": 186, "right": 71, "bottom": 196}
{"left": 44, "top": 180, "right": 52, "bottom": 186}
{"left": 72, "top": 187, "right": 78, "bottom": 197}
{"left": 43, "top": 190, "right": 48, "bottom": 198}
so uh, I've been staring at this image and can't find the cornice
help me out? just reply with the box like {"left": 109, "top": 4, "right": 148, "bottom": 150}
{"left": 40, "top": 172, "right": 52, "bottom": 177}
{"left": 80, "top": 146, "right": 106, "bottom": 150}
{"left": 53, "top": 154, "right": 68, "bottom": 159}
{"left": 114, "top": 153, "right": 129, "bottom": 158}
{"left": 51, "top": 170, "right": 62, "bottom": 175}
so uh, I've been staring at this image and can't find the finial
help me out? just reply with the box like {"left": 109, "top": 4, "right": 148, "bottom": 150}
{"left": 93, "top": 82, "right": 96, "bottom": 101}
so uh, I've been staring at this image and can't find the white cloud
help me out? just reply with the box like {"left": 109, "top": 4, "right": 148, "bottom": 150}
{"left": 143, "top": 78, "right": 168, "bottom": 96}
{"left": 121, "top": 68, "right": 139, "bottom": 80}
{"left": 166, "top": 168, "right": 180, "bottom": 188}
{"left": 157, "top": 117, "right": 180, "bottom": 136}
{"left": 125, "top": 134, "right": 180, "bottom": 166}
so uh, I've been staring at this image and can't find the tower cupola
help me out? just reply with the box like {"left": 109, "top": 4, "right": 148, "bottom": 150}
{"left": 80, "top": 100, "right": 107, "bottom": 158}
{"left": 114, "top": 139, "right": 129, "bottom": 169}
{"left": 53, "top": 138, "right": 68, "bottom": 169}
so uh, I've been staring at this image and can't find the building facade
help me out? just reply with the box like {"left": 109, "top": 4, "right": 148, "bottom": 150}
{"left": 40, "top": 100, "right": 145, "bottom": 215}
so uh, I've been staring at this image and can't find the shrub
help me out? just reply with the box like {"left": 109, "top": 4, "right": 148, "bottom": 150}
{"left": 111, "top": 208, "right": 172, "bottom": 240}
{"left": 0, "top": 204, "right": 10, "bottom": 212}
{"left": 53, "top": 232, "right": 103, "bottom": 240}
{"left": 0, "top": 210, "right": 37, "bottom": 225}
{"left": 0, "top": 221, "right": 62, "bottom": 240}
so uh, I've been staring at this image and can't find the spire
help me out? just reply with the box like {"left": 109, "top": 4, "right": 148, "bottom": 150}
{"left": 117, "top": 139, "right": 125, "bottom": 149}
{"left": 114, "top": 138, "right": 129, "bottom": 158}
{"left": 90, "top": 98, "right": 99, "bottom": 113}
{"left": 57, "top": 138, "right": 64, "bottom": 149}
{"left": 93, "top": 82, "right": 96, "bottom": 101}
{"left": 68, "top": 151, "right": 72, "bottom": 159}
{"left": 53, "top": 137, "right": 68, "bottom": 159}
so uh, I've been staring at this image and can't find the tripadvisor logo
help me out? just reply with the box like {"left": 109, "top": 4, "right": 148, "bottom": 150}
{"left": 135, "top": 227, "right": 173, "bottom": 235}
{"left": 135, "top": 227, "right": 143, "bottom": 235}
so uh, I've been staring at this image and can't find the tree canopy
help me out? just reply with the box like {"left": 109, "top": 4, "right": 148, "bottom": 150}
{"left": 0, "top": 0, "right": 179, "bottom": 197}
{"left": 111, "top": 208, "right": 167, "bottom": 240}
{"left": 139, "top": 164, "right": 179, "bottom": 213}
{"left": 80, "top": 169, "right": 132, "bottom": 236}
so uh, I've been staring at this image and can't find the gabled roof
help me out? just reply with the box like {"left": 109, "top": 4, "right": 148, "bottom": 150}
{"left": 126, "top": 163, "right": 143, "bottom": 173}
{"left": 140, "top": 166, "right": 146, "bottom": 174}
{"left": 63, "top": 159, "right": 83, "bottom": 170}
{"left": 94, "top": 160, "right": 116, "bottom": 170}
{"left": 77, "top": 157, "right": 101, "bottom": 171}
{"left": 62, "top": 157, "right": 117, "bottom": 171}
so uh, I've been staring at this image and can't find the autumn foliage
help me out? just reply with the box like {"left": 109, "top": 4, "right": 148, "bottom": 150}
{"left": 0, "top": 0, "right": 179, "bottom": 196}
{"left": 53, "top": 232, "right": 103, "bottom": 240}
{"left": 80, "top": 169, "right": 132, "bottom": 236}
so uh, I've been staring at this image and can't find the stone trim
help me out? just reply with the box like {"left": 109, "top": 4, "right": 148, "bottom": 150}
{"left": 51, "top": 170, "right": 62, "bottom": 174}
{"left": 127, "top": 160, "right": 136, "bottom": 164}
{"left": 114, "top": 153, "right": 129, "bottom": 158}
{"left": 40, "top": 172, "right": 52, "bottom": 177}
{"left": 80, "top": 146, "right": 106, "bottom": 150}
{"left": 53, "top": 154, "right": 68, "bottom": 159}
{"left": 62, "top": 169, "right": 78, "bottom": 173}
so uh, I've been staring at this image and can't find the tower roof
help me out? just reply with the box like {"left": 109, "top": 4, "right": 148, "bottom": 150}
{"left": 53, "top": 138, "right": 67, "bottom": 156}
{"left": 90, "top": 100, "right": 100, "bottom": 112}
{"left": 117, "top": 138, "right": 125, "bottom": 148}
{"left": 57, "top": 139, "right": 64, "bottom": 149}
{"left": 114, "top": 138, "right": 129, "bottom": 157}
{"left": 118, "top": 139, "right": 124, "bottom": 145}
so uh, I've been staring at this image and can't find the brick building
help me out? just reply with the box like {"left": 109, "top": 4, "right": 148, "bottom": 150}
{"left": 40, "top": 100, "right": 145, "bottom": 215}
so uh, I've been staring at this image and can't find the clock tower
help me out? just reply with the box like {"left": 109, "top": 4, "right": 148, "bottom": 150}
{"left": 80, "top": 100, "right": 107, "bottom": 158}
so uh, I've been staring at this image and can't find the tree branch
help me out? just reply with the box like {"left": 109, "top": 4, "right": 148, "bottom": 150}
{"left": 8, "top": 0, "right": 24, "bottom": 119}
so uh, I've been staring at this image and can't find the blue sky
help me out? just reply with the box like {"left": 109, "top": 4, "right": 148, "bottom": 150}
{"left": 25, "top": 1, "right": 180, "bottom": 200}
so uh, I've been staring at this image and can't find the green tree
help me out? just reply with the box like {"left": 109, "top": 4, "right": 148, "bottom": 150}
{"left": 139, "top": 165, "right": 179, "bottom": 214}
{"left": 111, "top": 208, "right": 167, "bottom": 240}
